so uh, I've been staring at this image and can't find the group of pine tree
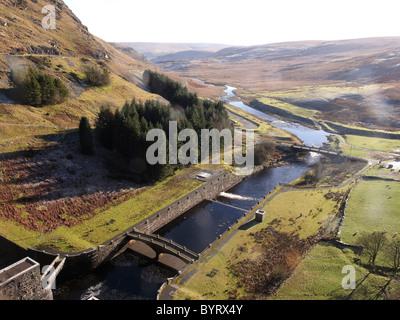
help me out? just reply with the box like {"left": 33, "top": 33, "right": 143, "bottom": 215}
{"left": 11, "top": 67, "right": 69, "bottom": 107}
{"left": 85, "top": 70, "right": 232, "bottom": 182}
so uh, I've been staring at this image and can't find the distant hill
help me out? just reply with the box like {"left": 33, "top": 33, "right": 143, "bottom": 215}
{"left": 157, "top": 37, "right": 400, "bottom": 85}
{"left": 154, "top": 37, "right": 400, "bottom": 131}
{"left": 121, "top": 42, "right": 230, "bottom": 60}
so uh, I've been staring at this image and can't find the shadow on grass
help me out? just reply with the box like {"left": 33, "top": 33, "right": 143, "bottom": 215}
{"left": 345, "top": 272, "right": 371, "bottom": 300}
{"left": 372, "top": 278, "right": 392, "bottom": 300}
{"left": 327, "top": 272, "right": 371, "bottom": 300}
{"left": 239, "top": 219, "right": 261, "bottom": 231}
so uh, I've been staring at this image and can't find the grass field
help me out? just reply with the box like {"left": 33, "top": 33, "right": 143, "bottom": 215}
{"left": 273, "top": 243, "right": 400, "bottom": 300}
{"left": 341, "top": 179, "right": 400, "bottom": 246}
{"left": 272, "top": 170, "right": 400, "bottom": 300}
{"left": 328, "top": 135, "right": 400, "bottom": 159}
{"left": 328, "top": 136, "right": 372, "bottom": 158}
{"left": 343, "top": 135, "right": 400, "bottom": 153}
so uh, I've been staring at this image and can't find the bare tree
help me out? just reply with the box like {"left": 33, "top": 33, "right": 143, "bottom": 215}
{"left": 385, "top": 238, "right": 400, "bottom": 277}
{"left": 357, "top": 232, "right": 388, "bottom": 270}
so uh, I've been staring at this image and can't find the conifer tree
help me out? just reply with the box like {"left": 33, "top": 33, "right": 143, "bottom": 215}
{"left": 79, "top": 117, "right": 94, "bottom": 155}
{"left": 54, "top": 78, "right": 69, "bottom": 104}
{"left": 38, "top": 73, "right": 56, "bottom": 106}
{"left": 24, "top": 75, "right": 42, "bottom": 107}
{"left": 95, "top": 106, "right": 115, "bottom": 149}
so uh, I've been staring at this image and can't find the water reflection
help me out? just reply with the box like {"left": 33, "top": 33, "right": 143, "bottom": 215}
{"left": 156, "top": 201, "right": 246, "bottom": 253}
{"left": 216, "top": 160, "right": 312, "bottom": 210}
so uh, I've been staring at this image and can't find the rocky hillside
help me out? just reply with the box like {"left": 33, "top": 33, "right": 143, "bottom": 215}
{"left": 0, "top": 0, "right": 160, "bottom": 153}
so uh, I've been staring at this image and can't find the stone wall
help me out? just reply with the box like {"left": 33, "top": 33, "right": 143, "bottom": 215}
{"left": 136, "top": 171, "right": 243, "bottom": 234}
{"left": 28, "top": 237, "right": 126, "bottom": 279}
{"left": 0, "top": 257, "right": 52, "bottom": 300}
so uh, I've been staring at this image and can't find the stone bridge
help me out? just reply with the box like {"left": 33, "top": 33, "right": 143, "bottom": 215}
{"left": 291, "top": 144, "right": 340, "bottom": 156}
{"left": 124, "top": 231, "right": 199, "bottom": 272}
{"left": 275, "top": 143, "right": 341, "bottom": 156}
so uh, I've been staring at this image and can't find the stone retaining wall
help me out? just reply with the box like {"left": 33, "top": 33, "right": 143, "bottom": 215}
{"left": 135, "top": 172, "right": 243, "bottom": 234}
{"left": 0, "top": 257, "right": 52, "bottom": 300}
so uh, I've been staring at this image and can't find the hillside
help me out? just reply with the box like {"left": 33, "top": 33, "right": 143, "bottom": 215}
{"left": 0, "top": 0, "right": 160, "bottom": 153}
{"left": 156, "top": 37, "right": 400, "bottom": 131}
{"left": 0, "top": 0, "right": 198, "bottom": 252}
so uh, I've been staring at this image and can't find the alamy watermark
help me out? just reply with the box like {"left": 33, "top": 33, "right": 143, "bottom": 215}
{"left": 146, "top": 121, "right": 255, "bottom": 176}
{"left": 41, "top": 5, "right": 56, "bottom": 30}
{"left": 342, "top": 265, "right": 356, "bottom": 290}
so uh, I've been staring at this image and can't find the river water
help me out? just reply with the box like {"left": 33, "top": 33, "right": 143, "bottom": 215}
{"left": 223, "top": 86, "right": 332, "bottom": 147}
{"left": 54, "top": 85, "right": 332, "bottom": 300}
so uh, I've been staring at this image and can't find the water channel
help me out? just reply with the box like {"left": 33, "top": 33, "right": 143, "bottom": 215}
{"left": 54, "top": 85, "right": 333, "bottom": 300}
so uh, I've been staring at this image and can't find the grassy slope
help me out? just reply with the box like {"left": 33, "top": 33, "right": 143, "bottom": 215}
{"left": 0, "top": 168, "right": 204, "bottom": 252}
{"left": 255, "top": 96, "right": 318, "bottom": 119}
{"left": 0, "top": 1, "right": 202, "bottom": 252}
{"left": 273, "top": 179, "right": 400, "bottom": 300}
{"left": 0, "top": 55, "right": 160, "bottom": 154}
{"left": 273, "top": 243, "right": 400, "bottom": 300}
{"left": 0, "top": 0, "right": 161, "bottom": 153}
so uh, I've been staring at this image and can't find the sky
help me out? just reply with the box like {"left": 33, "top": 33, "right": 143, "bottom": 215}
{"left": 63, "top": 0, "right": 400, "bottom": 46}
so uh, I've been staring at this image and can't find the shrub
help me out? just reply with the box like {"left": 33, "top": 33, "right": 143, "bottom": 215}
{"left": 83, "top": 65, "right": 111, "bottom": 87}
{"left": 26, "top": 56, "right": 52, "bottom": 70}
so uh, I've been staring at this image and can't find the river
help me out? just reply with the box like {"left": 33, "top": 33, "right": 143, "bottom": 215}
{"left": 54, "top": 85, "right": 331, "bottom": 300}
{"left": 223, "top": 86, "right": 332, "bottom": 147}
